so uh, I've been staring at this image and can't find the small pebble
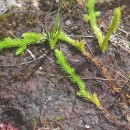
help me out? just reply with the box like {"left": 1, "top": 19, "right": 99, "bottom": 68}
{"left": 65, "top": 20, "right": 72, "bottom": 26}
{"left": 39, "top": 67, "right": 42, "bottom": 70}
{"left": 85, "top": 124, "right": 90, "bottom": 129}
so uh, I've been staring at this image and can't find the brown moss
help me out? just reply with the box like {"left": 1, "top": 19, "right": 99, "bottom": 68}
{"left": 0, "top": 6, "right": 43, "bottom": 39}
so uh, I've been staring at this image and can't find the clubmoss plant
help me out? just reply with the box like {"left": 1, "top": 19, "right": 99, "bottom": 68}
{"left": 0, "top": 9, "right": 61, "bottom": 55}
{"left": 59, "top": 31, "right": 121, "bottom": 92}
{"left": 0, "top": 16, "right": 122, "bottom": 126}
{"left": 55, "top": 49, "right": 122, "bottom": 125}
{"left": 55, "top": 49, "right": 102, "bottom": 108}
{"left": 84, "top": 0, "right": 121, "bottom": 52}
{"left": 0, "top": 32, "right": 47, "bottom": 55}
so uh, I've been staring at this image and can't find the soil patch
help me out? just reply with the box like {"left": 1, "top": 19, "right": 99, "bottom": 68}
{"left": 0, "top": 0, "right": 130, "bottom": 130}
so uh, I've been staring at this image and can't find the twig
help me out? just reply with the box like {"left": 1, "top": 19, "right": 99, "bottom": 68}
{"left": 103, "top": 64, "right": 130, "bottom": 82}
{"left": 39, "top": 96, "right": 52, "bottom": 124}
{"left": 111, "top": 41, "right": 130, "bottom": 54}
{"left": 118, "top": 27, "right": 130, "bottom": 37}
{"left": 0, "top": 50, "right": 49, "bottom": 67}
{"left": 82, "top": 50, "right": 121, "bottom": 92}
{"left": 68, "top": 34, "right": 94, "bottom": 38}
{"left": 110, "top": 33, "right": 130, "bottom": 54}
{"left": 81, "top": 77, "right": 124, "bottom": 81}
{"left": 82, "top": 76, "right": 130, "bottom": 88}
{"left": 83, "top": 38, "right": 94, "bottom": 56}
{"left": 26, "top": 49, "right": 36, "bottom": 60}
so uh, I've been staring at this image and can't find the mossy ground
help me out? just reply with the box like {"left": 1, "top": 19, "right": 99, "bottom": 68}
{"left": 0, "top": 0, "right": 129, "bottom": 130}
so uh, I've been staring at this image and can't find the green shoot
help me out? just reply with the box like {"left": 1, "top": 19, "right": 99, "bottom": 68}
{"left": 50, "top": 27, "right": 62, "bottom": 50}
{"left": 59, "top": 31, "right": 85, "bottom": 51}
{"left": 101, "top": 7, "right": 121, "bottom": 52}
{"left": 0, "top": 32, "right": 47, "bottom": 55}
{"left": 84, "top": 0, "right": 121, "bottom": 52}
{"left": 46, "top": 8, "right": 61, "bottom": 50}
{"left": 55, "top": 49, "right": 102, "bottom": 108}
{"left": 51, "top": 8, "right": 60, "bottom": 38}
{"left": 84, "top": 0, "right": 102, "bottom": 45}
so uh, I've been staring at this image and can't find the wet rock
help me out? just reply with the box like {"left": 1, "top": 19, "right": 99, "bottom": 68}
{"left": 0, "top": 0, "right": 7, "bottom": 14}
{"left": 0, "top": 0, "right": 22, "bottom": 14}
{"left": 6, "top": 0, "right": 22, "bottom": 8}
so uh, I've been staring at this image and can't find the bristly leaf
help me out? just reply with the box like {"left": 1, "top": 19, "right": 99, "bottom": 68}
{"left": 46, "top": 30, "right": 51, "bottom": 45}
{"left": 55, "top": 49, "right": 102, "bottom": 108}
{"left": 51, "top": 8, "right": 60, "bottom": 38}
